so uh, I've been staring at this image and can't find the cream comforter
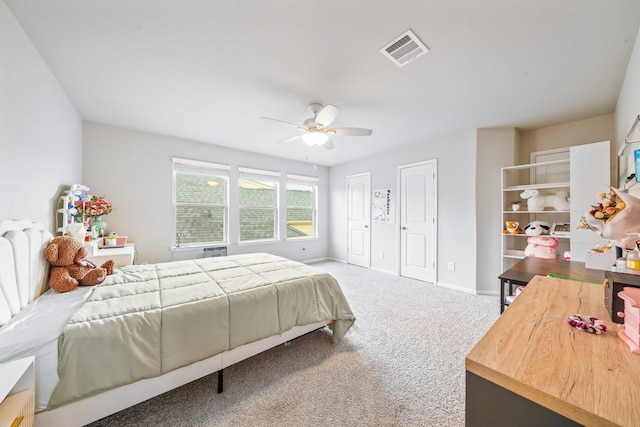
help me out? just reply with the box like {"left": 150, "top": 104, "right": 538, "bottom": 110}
{"left": 48, "top": 253, "right": 355, "bottom": 408}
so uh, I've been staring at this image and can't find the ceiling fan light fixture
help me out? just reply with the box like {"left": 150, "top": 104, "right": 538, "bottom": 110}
{"left": 302, "top": 130, "right": 329, "bottom": 146}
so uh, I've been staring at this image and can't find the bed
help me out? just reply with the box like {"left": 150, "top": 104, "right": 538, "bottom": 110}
{"left": 0, "top": 219, "right": 355, "bottom": 427}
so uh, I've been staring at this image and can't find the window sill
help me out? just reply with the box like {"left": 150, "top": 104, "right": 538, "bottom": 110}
{"left": 285, "top": 236, "right": 318, "bottom": 241}
{"left": 237, "top": 239, "right": 280, "bottom": 246}
{"left": 171, "top": 243, "right": 228, "bottom": 251}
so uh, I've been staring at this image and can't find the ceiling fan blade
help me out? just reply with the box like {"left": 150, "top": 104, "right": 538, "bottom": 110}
{"left": 315, "top": 105, "right": 339, "bottom": 128}
{"left": 260, "top": 117, "right": 307, "bottom": 131}
{"left": 275, "top": 134, "right": 302, "bottom": 144}
{"left": 328, "top": 127, "right": 373, "bottom": 137}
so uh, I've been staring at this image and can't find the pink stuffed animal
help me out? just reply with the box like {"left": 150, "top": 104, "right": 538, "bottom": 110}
{"left": 524, "top": 236, "right": 559, "bottom": 259}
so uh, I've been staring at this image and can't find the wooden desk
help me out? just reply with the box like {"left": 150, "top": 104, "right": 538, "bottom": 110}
{"left": 499, "top": 257, "right": 604, "bottom": 313}
{"left": 467, "top": 276, "right": 640, "bottom": 426}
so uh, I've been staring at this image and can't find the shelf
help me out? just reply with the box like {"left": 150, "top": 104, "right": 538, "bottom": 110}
{"left": 503, "top": 250, "right": 525, "bottom": 258}
{"left": 503, "top": 182, "right": 570, "bottom": 191}
{"left": 503, "top": 234, "right": 570, "bottom": 239}
{"left": 502, "top": 210, "right": 570, "bottom": 214}
{"left": 502, "top": 159, "right": 570, "bottom": 171}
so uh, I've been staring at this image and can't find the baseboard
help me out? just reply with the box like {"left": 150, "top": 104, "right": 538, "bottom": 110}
{"left": 437, "top": 281, "right": 476, "bottom": 295}
{"left": 475, "top": 290, "right": 500, "bottom": 297}
{"left": 308, "top": 257, "right": 345, "bottom": 264}
{"left": 303, "top": 257, "right": 332, "bottom": 264}
{"left": 371, "top": 266, "right": 398, "bottom": 276}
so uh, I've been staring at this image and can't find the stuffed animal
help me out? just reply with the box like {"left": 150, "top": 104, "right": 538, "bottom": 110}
{"left": 503, "top": 220, "right": 524, "bottom": 234}
{"left": 524, "top": 236, "right": 559, "bottom": 259}
{"left": 519, "top": 189, "right": 570, "bottom": 211}
{"left": 46, "top": 235, "right": 115, "bottom": 293}
{"left": 524, "top": 220, "right": 551, "bottom": 236}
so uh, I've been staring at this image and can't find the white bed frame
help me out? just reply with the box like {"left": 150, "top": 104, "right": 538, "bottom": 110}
{"left": 0, "top": 219, "right": 329, "bottom": 427}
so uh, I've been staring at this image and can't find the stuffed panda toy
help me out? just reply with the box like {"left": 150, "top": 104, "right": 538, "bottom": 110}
{"left": 524, "top": 220, "right": 551, "bottom": 236}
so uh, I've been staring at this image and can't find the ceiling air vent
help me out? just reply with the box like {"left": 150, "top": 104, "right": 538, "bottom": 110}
{"left": 380, "top": 29, "right": 429, "bottom": 67}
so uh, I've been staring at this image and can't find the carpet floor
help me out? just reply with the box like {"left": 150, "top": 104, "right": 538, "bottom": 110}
{"left": 87, "top": 261, "right": 499, "bottom": 427}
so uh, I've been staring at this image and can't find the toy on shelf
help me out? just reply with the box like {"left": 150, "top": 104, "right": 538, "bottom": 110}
{"left": 524, "top": 236, "right": 559, "bottom": 259}
{"left": 524, "top": 220, "right": 551, "bottom": 236}
{"left": 503, "top": 221, "right": 525, "bottom": 235}
{"left": 520, "top": 189, "right": 570, "bottom": 211}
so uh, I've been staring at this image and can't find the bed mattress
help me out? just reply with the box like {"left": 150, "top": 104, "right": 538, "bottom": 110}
{"left": 47, "top": 253, "right": 355, "bottom": 409}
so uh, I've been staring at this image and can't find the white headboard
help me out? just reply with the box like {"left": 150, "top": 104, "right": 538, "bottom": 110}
{"left": 0, "top": 219, "right": 53, "bottom": 326}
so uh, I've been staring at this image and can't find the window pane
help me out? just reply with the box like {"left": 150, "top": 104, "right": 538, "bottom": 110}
{"left": 286, "top": 184, "right": 314, "bottom": 207}
{"left": 176, "top": 172, "right": 225, "bottom": 204}
{"left": 287, "top": 208, "right": 313, "bottom": 238}
{"left": 239, "top": 208, "right": 275, "bottom": 241}
{"left": 239, "top": 179, "right": 275, "bottom": 206}
{"left": 176, "top": 206, "right": 225, "bottom": 243}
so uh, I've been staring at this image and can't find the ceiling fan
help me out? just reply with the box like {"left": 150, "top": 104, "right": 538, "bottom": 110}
{"left": 260, "top": 103, "right": 373, "bottom": 150}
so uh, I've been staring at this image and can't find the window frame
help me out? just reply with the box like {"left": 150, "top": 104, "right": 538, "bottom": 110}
{"left": 172, "top": 157, "right": 230, "bottom": 247}
{"left": 286, "top": 173, "right": 319, "bottom": 240}
{"left": 237, "top": 167, "right": 281, "bottom": 244}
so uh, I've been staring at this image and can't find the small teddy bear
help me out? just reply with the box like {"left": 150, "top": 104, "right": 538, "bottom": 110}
{"left": 46, "top": 235, "right": 115, "bottom": 293}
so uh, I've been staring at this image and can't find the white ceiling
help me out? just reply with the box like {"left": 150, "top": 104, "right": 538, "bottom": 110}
{"left": 5, "top": 0, "right": 640, "bottom": 166}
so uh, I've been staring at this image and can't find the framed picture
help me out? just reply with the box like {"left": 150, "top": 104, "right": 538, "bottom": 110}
{"left": 551, "top": 222, "right": 570, "bottom": 237}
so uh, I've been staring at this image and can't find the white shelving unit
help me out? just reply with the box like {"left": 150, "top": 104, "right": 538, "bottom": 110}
{"left": 501, "top": 141, "right": 611, "bottom": 272}
{"left": 502, "top": 159, "right": 571, "bottom": 271}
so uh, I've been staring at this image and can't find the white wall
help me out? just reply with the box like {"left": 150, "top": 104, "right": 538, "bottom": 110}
{"left": 329, "top": 130, "right": 478, "bottom": 294}
{"left": 615, "top": 26, "right": 640, "bottom": 184}
{"left": 82, "top": 122, "right": 329, "bottom": 264}
{"left": 476, "top": 128, "right": 517, "bottom": 295}
{"left": 0, "top": 1, "right": 82, "bottom": 231}
{"left": 519, "top": 114, "right": 615, "bottom": 185}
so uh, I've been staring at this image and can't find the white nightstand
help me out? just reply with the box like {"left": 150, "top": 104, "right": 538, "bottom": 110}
{"left": 0, "top": 357, "right": 35, "bottom": 427}
{"left": 86, "top": 243, "right": 135, "bottom": 267}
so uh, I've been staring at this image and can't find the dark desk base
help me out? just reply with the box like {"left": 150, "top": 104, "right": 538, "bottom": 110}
{"left": 466, "top": 372, "right": 582, "bottom": 427}
{"left": 499, "top": 257, "right": 604, "bottom": 313}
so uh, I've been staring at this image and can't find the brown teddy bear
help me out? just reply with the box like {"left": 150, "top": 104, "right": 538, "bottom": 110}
{"left": 46, "top": 235, "right": 115, "bottom": 293}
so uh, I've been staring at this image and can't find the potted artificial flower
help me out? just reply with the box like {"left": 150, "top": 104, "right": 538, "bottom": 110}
{"left": 511, "top": 200, "right": 522, "bottom": 211}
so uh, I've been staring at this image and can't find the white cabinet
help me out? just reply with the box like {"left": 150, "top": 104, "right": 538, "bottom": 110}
{"left": 0, "top": 357, "right": 34, "bottom": 427}
{"left": 86, "top": 243, "right": 135, "bottom": 267}
{"left": 501, "top": 141, "right": 610, "bottom": 271}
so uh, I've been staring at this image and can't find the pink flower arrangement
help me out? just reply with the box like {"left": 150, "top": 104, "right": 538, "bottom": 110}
{"left": 75, "top": 196, "right": 113, "bottom": 219}
{"left": 589, "top": 191, "right": 625, "bottom": 222}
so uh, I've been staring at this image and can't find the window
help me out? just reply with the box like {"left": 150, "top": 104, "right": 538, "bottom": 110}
{"left": 286, "top": 174, "right": 318, "bottom": 238}
{"left": 238, "top": 167, "right": 280, "bottom": 242}
{"left": 173, "top": 157, "right": 229, "bottom": 246}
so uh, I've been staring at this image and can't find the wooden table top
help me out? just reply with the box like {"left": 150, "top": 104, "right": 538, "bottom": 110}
{"left": 499, "top": 257, "right": 605, "bottom": 284}
{"left": 466, "top": 275, "right": 640, "bottom": 427}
